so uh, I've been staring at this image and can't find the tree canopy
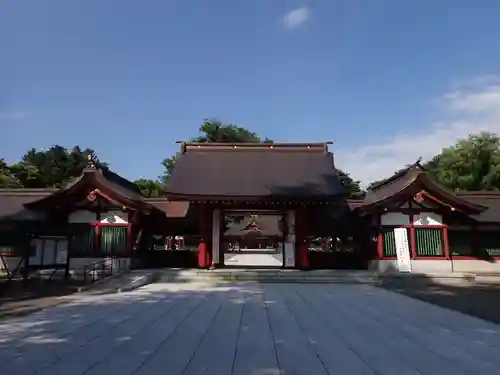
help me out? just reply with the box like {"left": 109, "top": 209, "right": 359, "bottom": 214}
{"left": 338, "top": 170, "right": 365, "bottom": 199}
{"left": 0, "top": 146, "right": 104, "bottom": 189}
{"left": 0, "top": 158, "right": 21, "bottom": 188}
{"left": 133, "top": 178, "right": 164, "bottom": 198}
{"left": 425, "top": 132, "right": 500, "bottom": 191}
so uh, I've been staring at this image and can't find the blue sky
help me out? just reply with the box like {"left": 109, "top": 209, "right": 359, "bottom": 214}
{"left": 2, "top": 0, "right": 500, "bottom": 185}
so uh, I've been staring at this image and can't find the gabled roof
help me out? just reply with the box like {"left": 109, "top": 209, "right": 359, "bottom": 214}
{"left": 165, "top": 142, "right": 345, "bottom": 201}
{"left": 0, "top": 189, "right": 56, "bottom": 221}
{"left": 224, "top": 215, "right": 282, "bottom": 237}
{"left": 24, "top": 158, "right": 150, "bottom": 212}
{"left": 367, "top": 159, "right": 423, "bottom": 191}
{"left": 358, "top": 161, "right": 486, "bottom": 214}
{"left": 456, "top": 192, "right": 500, "bottom": 222}
{"left": 101, "top": 168, "right": 143, "bottom": 196}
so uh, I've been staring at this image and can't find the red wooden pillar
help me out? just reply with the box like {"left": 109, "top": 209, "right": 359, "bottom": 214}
{"left": 377, "top": 231, "right": 383, "bottom": 259}
{"left": 409, "top": 213, "right": 417, "bottom": 259}
{"left": 94, "top": 224, "right": 101, "bottom": 254}
{"left": 198, "top": 204, "right": 212, "bottom": 268}
{"left": 297, "top": 207, "right": 309, "bottom": 269}
{"left": 376, "top": 213, "right": 383, "bottom": 259}
{"left": 95, "top": 210, "right": 101, "bottom": 254}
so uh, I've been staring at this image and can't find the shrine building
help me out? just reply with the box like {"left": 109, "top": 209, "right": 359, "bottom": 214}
{"left": 2, "top": 141, "right": 500, "bottom": 275}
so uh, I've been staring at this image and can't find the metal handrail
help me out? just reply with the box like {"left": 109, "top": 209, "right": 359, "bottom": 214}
{"left": 82, "top": 258, "right": 128, "bottom": 283}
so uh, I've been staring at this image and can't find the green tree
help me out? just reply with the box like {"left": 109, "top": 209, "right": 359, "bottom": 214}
{"left": 159, "top": 156, "right": 178, "bottom": 185}
{"left": 338, "top": 169, "right": 365, "bottom": 199}
{"left": 134, "top": 178, "right": 163, "bottom": 197}
{"left": 192, "top": 119, "right": 262, "bottom": 143}
{"left": 427, "top": 132, "right": 500, "bottom": 191}
{"left": 0, "top": 159, "right": 21, "bottom": 188}
{"left": 9, "top": 161, "right": 44, "bottom": 188}
{"left": 160, "top": 119, "right": 269, "bottom": 184}
{"left": 7, "top": 145, "right": 105, "bottom": 188}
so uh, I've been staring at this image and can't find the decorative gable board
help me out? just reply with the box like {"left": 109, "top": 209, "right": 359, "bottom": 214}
{"left": 396, "top": 201, "right": 412, "bottom": 209}
{"left": 414, "top": 212, "right": 442, "bottom": 226}
{"left": 100, "top": 211, "right": 128, "bottom": 224}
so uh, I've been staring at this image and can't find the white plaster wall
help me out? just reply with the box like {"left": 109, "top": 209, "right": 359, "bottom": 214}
{"left": 68, "top": 210, "right": 96, "bottom": 223}
{"left": 414, "top": 212, "right": 442, "bottom": 226}
{"left": 411, "top": 260, "right": 452, "bottom": 273}
{"left": 381, "top": 213, "right": 409, "bottom": 226}
{"left": 371, "top": 259, "right": 452, "bottom": 274}
{"left": 100, "top": 211, "right": 128, "bottom": 224}
{"left": 452, "top": 259, "right": 500, "bottom": 273}
{"left": 69, "top": 257, "right": 131, "bottom": 270}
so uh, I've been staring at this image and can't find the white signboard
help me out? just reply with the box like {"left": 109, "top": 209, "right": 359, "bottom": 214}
{"left": 394, "top": 228, "right": 411, "bottom": 273}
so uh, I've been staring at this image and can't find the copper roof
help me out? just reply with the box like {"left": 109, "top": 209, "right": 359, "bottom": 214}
{"left": 0, "top": 189, "right": 55, "bottom": 220}
{"left": 224, "top": 215, "right": 282, "bottom": 236}
{"left": 24, "top": 167, "right": 149, "bottom": 212}
{"left": 456, "top": 192, "right": 500, "bottom": 222}
{"left": 358, "top": 163, "right": 486, "bottom": 214}
{"left": 145, "top": 198, "right": 190, "bottom": 218}
{"left": 346, "top": 199, "right": 364, "bottom": 210}
{"left": 166, "top": 142, "right": 345, "bottom": 200}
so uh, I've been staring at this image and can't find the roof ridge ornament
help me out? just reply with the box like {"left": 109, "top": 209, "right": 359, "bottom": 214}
{"left": 84, "top": 153, "right": 98, "bottom": 171}
{"left": 178, "top": 141, "right": 333, "bottom": 153}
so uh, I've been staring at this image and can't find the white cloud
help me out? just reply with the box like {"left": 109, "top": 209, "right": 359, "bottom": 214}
{"left": 0, "top": 110, "right": 29, "bottom": 122}
{"left": 282, "top": 6, "right": 310, "bottom": 30}
{"left": 335, "top": 78, "right": 500, "bottom": 187}
{"left": 444, "top": 86, "right": 500, "bottom": 114}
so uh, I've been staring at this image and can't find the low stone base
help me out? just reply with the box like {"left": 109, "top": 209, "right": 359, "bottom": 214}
{"left": 370, "top": 258, "right": 500, "bottom": 276}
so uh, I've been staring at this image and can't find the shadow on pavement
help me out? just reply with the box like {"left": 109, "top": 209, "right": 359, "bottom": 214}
{"left": 378, "top": 274, "right": 500, "bottom": 324}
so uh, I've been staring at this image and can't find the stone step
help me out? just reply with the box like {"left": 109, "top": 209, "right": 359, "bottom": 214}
{"left": 157, "top": 278, "right": 378, "bottom": 284}
{"left": 153, "top": 268, "right": 478, "bottom": 285}
{"left": 155, "top": 269, "right": 379, "bottom": 284}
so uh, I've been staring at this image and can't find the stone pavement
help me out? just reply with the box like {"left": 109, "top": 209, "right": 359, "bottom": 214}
{"left": 1, "top": 282, "right": 500, "bottom": 375}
